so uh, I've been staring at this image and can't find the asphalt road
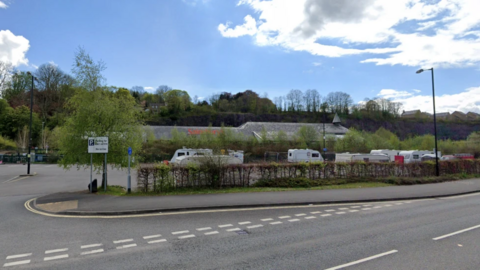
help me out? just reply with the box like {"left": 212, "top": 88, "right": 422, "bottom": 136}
{"left": 2, "top": 165, "right": 480, "bottom": 269}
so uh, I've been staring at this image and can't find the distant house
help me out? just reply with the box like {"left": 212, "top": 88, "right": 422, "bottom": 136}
{"left": 401, "top": 110, "right": 420, "bottom": 118}
{"left": 466, "top": 112, "right": 480, "bottom": 121}
{"left": 435, "top": 112, "right": 450, "bottom": 119}
{"left": 449, "top": 111, "right": 468, "bottom": 121}
{"left": 147, "top": 102, "right": 166, "bottom": 113}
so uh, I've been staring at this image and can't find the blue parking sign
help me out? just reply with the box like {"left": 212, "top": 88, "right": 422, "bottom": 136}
{"left": 128, "top": 147, "right": 132, "bottom": 156}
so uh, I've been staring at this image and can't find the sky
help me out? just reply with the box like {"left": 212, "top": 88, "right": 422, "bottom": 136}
{"left": 1, "top": 0, "right": 480, "bottom": 113}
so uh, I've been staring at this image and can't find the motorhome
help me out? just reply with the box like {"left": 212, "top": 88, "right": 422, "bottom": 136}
{"left": 335, "top": 153, "right": 390, "bottom": 163}
{"left": 370, "top": 150, "right": 399, "bottom": 162}
{"left": 169, "top": 148, "right": 213, "bottom": 164}
{"left": 174, "top": 155, "right": 243, "bottom": 166}
{"left": 288, "top": 149, "right": 324, "bottom": 163}
{"left": 398, "top": 150, "right": 441, "bottom": 164}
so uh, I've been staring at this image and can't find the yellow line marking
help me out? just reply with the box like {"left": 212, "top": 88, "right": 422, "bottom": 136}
{"left": 5, "top": 176, "right": 29, "bottom": 183}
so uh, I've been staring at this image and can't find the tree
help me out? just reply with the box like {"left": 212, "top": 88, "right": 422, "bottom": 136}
{"left": 0, "top": 60, "right": 13, "bottom": 95}
{"left": 15, "top": 125, "right": 29, "bottom": 150}
{"left": 0, "top": 105, "right": 41, "bottom": 140}
{"left": 296, "top": 126, "right": 318, "bottom": 146}
{"left": 287, "top": 89, "right": 303, "bottom": 111}
{"left": 57, "top": 89, "right": 144, "bottom": 171}
{"left": 72, "top": 47, "right": 106, "bottom": 92}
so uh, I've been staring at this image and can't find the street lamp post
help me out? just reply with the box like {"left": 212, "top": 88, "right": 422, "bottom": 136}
{"left": 416, "top": 68, "right": 439, "bottom": 176}
{"left": 26, "top": 72, "right": 37, "bottom": 175}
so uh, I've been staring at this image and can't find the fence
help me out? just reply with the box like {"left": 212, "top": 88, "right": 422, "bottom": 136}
{"left": 136, "top": 159, "right": 480, "bottom": 192}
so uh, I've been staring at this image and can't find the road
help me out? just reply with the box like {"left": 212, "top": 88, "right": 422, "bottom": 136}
{"left": 1, "top": 164, "right": 480, "bottom": 269}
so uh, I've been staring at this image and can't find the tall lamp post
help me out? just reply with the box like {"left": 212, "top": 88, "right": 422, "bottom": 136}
{"left": 416, "top": 68, "right": 439, "bottom": 176}
{"left": 26, "top": 72, "right": 37, "bottom": 175}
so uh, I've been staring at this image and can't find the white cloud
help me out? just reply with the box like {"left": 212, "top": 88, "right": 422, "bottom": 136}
{"left": 182, "top": 0, "right": 210, "bottom": 6}
{"left": 312, "top": 62, "right": 321, "bottom": 66}
{"left": 219, "top": 0, "right": 480, "bottom": 67}
{"left": 0, "top": 1, "right": 7, "bottom": 9}
{"left": 198, "top": 96, "right": 205, "bottom": 100}
{"left": 0, "top": 30, "right": 30, "bottom": 67}
{"left": 144, "top": 86, "right": 154, "bottom": 90}
{"left": 376, "top": 86, "right": 480, "bottom": 113}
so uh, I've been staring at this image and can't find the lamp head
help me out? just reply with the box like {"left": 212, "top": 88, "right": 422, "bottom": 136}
{"left": 416, "top": 69, "right": 424, "bottom": 74}
{"left": 27, "top": 71, "right": 31, "bottom": 76}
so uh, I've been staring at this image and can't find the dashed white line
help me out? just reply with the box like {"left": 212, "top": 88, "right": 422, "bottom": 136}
{"left": 373, "top": 206, "right": 382, "bottom": 209}
{"left": 362, "top": 204, "right": 372, "bottom": 207}
{"left": 325, "top": 250, "right": 398, "bottom": 270}
{"left": 310, "top": 211, "right": 321, "bottom": 214}
{"left": 247, "top": 224, "right": 264, "bottom": 229}
{"left": 350, "top": 206, "right": 361, "bottom": 209}
{"left": 143, "top": 234, "right": 162, "bottom": 239}
{"left": 433, "top": 224, "right": 480, "bottom": 240}
{"left": 349, "top": 210, "right": 359, "bottom": 213}
{"left": 205, "top": 231, "right": 219, "bottom": 235}
{"left": 226, "top": 228, "right": 241, "bottom": 232}
{"left": 113, "top": 239, "right": 133, "bottom": 244}
{"left": 325, "top": 209, "right": 335, "bottom": 212}
{"left": 116, "top": 244, "right": 137, "bottom": 249}
{"left": 395, "top": 203, "right": 403, "bottom": 205}
{"left": 384, "top": 204, "right": 393, "bottom": 207}
{"left": 279, "top": 216, "right": 291, "bottom": 219}
{"left": 81, "top": 243, "right": 102, "bottom": 249}
{"left": 148, "top": 239, "right": 167, "bottom": 244}
{"left": 405, "top": 201, "right": 413, "bottom": 203}
{"left": 288, "top": 219, "right": 300, "bottom": 222}
{"left": 270, "top": 221, "right": 283, "bottom": 225}
{"left": 81, "top": 249, "right": 104, "bottom": 255}
{"left": 172, "top": 230, "right": 189, "bottom": 235}
{"left": 338, "top": 208, "right": 349, "bottom": 210}
{"left": 6, "top": 253, "right": 31, "bottom": 260}
{"left": 44, "top": 254, "right": 69, "bottom": 261}
{"left": 3, "top": 260, "right": 31, "bottom": 267}
{"left": 178, "top": 234, "right": 196, "bottom": 239}
{"left": 45, "top": 248, "right": 68, "bottom": 254}
{"left": 261, "top": 218, "right": 273, "bottom": 221}
{"left": 335, "top": 212, "right": 346, "bottom": 215}
{"left": 196, "top": 227, "right": 212, "bottom": 231}
{"left": 218, "top": 224, "right": 233, "bottom": 228}
{"left": 361, "top": 208, "right": 372, "bottom": 210}
{"left": 295, "top": 213, "right": 307, "bottom": 217}
{"left": 239, "top": 221, "right": 251, "bottom": 225}
{"left": 321, "top": 214, "right": 332, "bottom": 217}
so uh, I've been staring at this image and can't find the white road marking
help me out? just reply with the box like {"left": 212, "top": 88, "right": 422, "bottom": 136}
{"left": 335, "top": 212, "right": 346, "bottom": 215}
{"left": 247, "top": 224, "right": 263, "bottom": 229}
{"left": 205, "top": 231, "right": 219, "bottom": 235}
{"left": 373, "top": 206, "right": 382, "bottom": 209}
{"left": 321, "top": 214, "right": 332, "bottom": 217}
{"left": 350, "top": 206, "right": 361, "bottom": 209}
{"left": 81, "top": 243, "right": 102, "bottom": 249}
{"left": 116, "top": 244, "right": 137, "bottom": 249}
{"left": 295, "top": 213, "right": 306, "bottom": 216}
{"left": 405, "top": 201, "right": 413, "bottom": 204}
{"left": 279, "top": 216, "right": 291, "bottom": 219}
{"left": 178, "top": 234, "right": 196, "bottom": 239}
{"left": 3, "top": 260, "right": 31, "bottom": 267}
{"left": 218, "top": 224, "right": 233, "bottom": 228}
{"left": 305, "top": 216, "right": 316, "bottom": 219}
{"left": 361, "top": 208, "right": 372, "bottom": 210}
{"left": 325, "top": 209, "right": 335, "bottom": 212}
{"left": 433, "top": 224, "right": 480, "bottom": 240}
{"left": 261, "top": 218, "right": 273, "bottom": 221}
{"left": 443, "top": 193, "right": 480, "bottom": 200}
{"left": 226, "top": 228, "right": 241, "bottom": 232}
{"left": 338, "top": 208, "right": 349, "bottom": 210}
{"left": 143, "top": 234, "right": 162, "bottom": 239}
{"left": 81, "top": 249, "right": 104, "bottom": 255}
{"left": 349, "top": 210, "right": 359, "bottom": 213}
{"left": 362, "top": 204, "right": 372, "bottom": 207}
{"left": 6, "top": 253, "right": 31, "bottom": 260}
{"left": 288, "top": 219, "right": 300, "bottom": 222}
{"left": 172, "top": 230, "right": 189, "bottom": 235}
{"left": 148, "top": 239, "right": 167, "bottom": 244}
{"left": 45, "top": 248, "right": 68, "bottom": 254}
{"left": 310, "top": 211, "right": 321, "bottom": 214}
{"left": 325, "top": 250, "right": 398, "bottom": 270}
{"left": 44, "top": 254, "right": 69, "bottom": 261}
{"left": 196, "top": 227, "right": 212, "bottom": 231}
{"left": 394, "top": 203, "right": 403, "bottom": 205}
{"left": 270, "top": 221, "right": 282, "bottom": 225}
{"left": 239, "top": 221, "right": 251, "bottom": 225}
{"left": 384, "top": 204, "right": 393, "bottom": 207}
{"left": 113, "top": 239, "right": 133, "bottom": 244}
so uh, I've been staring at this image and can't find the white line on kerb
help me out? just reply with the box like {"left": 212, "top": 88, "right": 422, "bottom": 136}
{"left": 143, "top": 234, "right": 162, "bottom": 239}
{"left": 116, "top": 244, "right": 137, "bottom": 249}
{"left": 172, "top": 230, "right": 189, "bottom": 235}
{"left": 45, "top": 248, "right": 68, "bottom": 254}
{"left": 218, "top": 224, "right": 233, "bottom": 228}
{"left": 44, "top": 254, "right": 69, "bottom": 261}
{"left": 3, "top": 260, "right": 31, "bottom": 267}
{"left": 270, "top": 221, "right": 282, "bottom": 225}
{"left": 196, "top": 227, "right": 212, "bottom": 231}
{"left": 113, "top": 239, "right": 133, "bottom": 244}
{"left": 81, "top": 243, "right": 103, "bottom": 249}
{"left": 178, "top": 234, "right": 196, "bottom": 239}
{"left": 148, "top": 239, "right": 167, "bottom": 244}
{"left": 239, "top": 221, "right": 251, "bottom": 225}
{"left": 324, "top": 250, "right": 398, "bottom": 270}
{"left": 247, "top": 224, "right": 263, "bottom": 229}
{"left": 81, "top": 249, "right": 104, "bottom": 255}
{"left": 433, "top": 224, "right": 480, "bottom": 240}
{"left": 205, "top": 231, "right": 219, "bottom": 235}
{"left": 261, "top": 218, "right": 274, "bottom": 221}
{"left": 6, "top": 253, "right": 32, "bottom": 260}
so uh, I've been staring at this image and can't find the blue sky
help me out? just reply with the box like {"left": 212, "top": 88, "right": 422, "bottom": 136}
{"left": 1, "top": 0, "right": 480, "bottom": 113}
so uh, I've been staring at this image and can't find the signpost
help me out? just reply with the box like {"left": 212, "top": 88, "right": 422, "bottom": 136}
{"left": 127, "top": 147, "right": 132, "bottom": 193}
{"left": 88, "top": 137, "right": 109, "bottom": 193}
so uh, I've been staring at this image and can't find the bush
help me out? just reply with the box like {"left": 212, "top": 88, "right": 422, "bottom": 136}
{"left": 0, "top": 136, "right": 16, "bottom": 150}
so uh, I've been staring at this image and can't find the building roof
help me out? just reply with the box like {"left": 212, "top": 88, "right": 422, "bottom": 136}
{"left": 402, "top": 110, "right": 420, "bottom": 116}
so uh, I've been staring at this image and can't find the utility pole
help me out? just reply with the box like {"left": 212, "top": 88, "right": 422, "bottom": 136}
{"left": 26, "top": 72, "right": 36, "bottom": 175}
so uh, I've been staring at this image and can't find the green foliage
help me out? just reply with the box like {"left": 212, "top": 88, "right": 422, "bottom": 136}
{"left": 72, "top": 47, "right": 106, "bottom": 92}
{"left": 0, "top": 135, "right": 16, "bottom": 150}
{"left": 0, "top": 104, "right": 41, "bottom": 140}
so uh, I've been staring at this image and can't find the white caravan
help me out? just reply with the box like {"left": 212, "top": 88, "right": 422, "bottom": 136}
{"left": 288, "top": 149, "right": 324, "bottom": 163}
{"left": 228, "top": 150, "right": 244, "bottom": 163}
{"left": 335, "top": 153, "right": 390, "bottom": 163}
{"left": 398, "top": 150, "right": 441, "bottom": 163}
{"left": 174, "top": 155, "right": 243, "bottom": 166}
{"left": 370, "top": 150, "right": 399, "bottom": 162}
{"left": 169, "top": 148, "right": 213, "bottom": 164}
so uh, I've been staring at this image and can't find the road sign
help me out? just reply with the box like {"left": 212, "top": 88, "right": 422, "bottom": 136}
{"left": 128, "top": 147, "right": 132, "bottom": 156}
{"left": 88, "top": 137, "right": 109, "bottom": 153}
{"left": 323, "top": 148, "right": 328, "bottom": 152}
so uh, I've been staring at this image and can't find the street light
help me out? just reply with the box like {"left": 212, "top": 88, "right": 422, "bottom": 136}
{"left": 416, "top": 68, "right": 439, "bottom": 176}
{"left": 26, "top": 71, "right": 37, "bottom": 175}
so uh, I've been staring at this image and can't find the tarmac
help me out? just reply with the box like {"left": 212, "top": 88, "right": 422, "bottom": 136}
{"left": 29, "top": 178, "right": 480, "bottom": 216}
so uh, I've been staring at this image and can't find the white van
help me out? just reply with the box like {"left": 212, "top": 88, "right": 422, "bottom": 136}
{"left": 370, "top": 150, "right": 399, "bottom": 162}
{"left": 335, "top": 153, "right": 390, "bottom": 163}
{"left": 174, "top": 155, "right": 243, "bottom": 166}
{"left": 288, "top": 149, "right": 324, "bottom": 163}
{"left": 398, "top": 150, "right": 441, "bottom": 163}
{"left": 169, "top": 148, "right": 213, "bottom": 164}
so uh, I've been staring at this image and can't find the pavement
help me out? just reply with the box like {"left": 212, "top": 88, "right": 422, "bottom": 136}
{"left": 31, "top": 178, "right": 480, "bottom": 216}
